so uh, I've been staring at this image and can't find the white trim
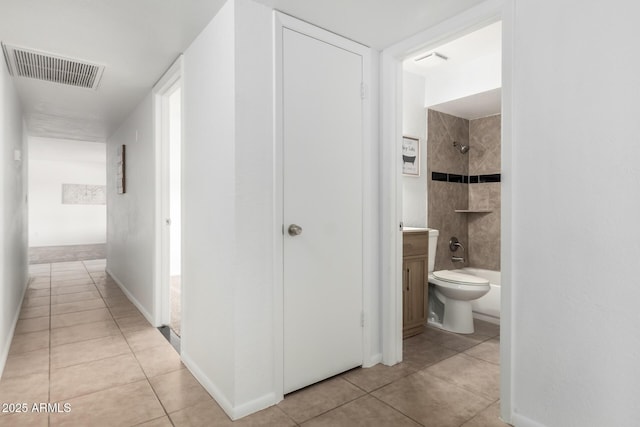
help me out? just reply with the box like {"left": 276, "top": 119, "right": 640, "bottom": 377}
{"left": 367, "top": 352, "right": 383, "bottom": 367}
{"left": 231, "top": 392, "right": 277, "bottom": 420}
{"left": 105, "top": 268, "right": 155, "bottom": 325}
{"left": 179, "top": 351, "right": 234, "bottom": 416}
{"left": 181, "top": 351, "right": 276, "bottom": 420}
{"left": 379, "top": 50, "right": 403, "bottom": 365}
{"left": 273, "top": 11, "right": 377, "bottom": 399}
{"left": 499, "top": 0, "right": 515, "bottom": 423}
{"left": 362, "top": 48, "right": 380, "bottom": 368}
{"left": 152, "top": 56, "right": 184, "bottom": 329}
{"left": 271, "top": 10, "right": 284, "bottom": 405}
{"left": 379, "top": 0, "right": 513, "bottom": 422}
{"left": 0, "top": 276, "right": 29, "bottom": 379}
{"left": 511, "top": 412, "right": 548, "bottom": 427}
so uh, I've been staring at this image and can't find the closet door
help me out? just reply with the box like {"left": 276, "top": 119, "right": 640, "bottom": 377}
{"left": 282, "top": 27, "right": 364, "bottom": 394}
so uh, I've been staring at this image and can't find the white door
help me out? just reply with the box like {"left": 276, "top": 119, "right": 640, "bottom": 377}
{"left": 282, "top": 27, "right": 364, "bottom": 393}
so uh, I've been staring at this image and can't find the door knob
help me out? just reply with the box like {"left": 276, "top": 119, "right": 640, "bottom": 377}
{"left": 288, "top": 224, "right": 303, "bottom": 236}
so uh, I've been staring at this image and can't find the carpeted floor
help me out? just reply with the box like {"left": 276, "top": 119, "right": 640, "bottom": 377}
{"left": 170, "top": 275, "right": 182, "bottom": 337}
{"left": 29, "top": 244, "right": 106, "bottom": 264}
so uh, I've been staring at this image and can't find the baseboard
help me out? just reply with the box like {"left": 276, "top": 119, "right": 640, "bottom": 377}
{"left": 232, "top": 391, "right": 277, "bottom": 420}
{"left": 511, "top": 411, "right": 548, "bottom": 427}
{"left": 181, "top": 350, "right": 276, "bottom": 420}
{"left": 363, "top": 352, "right": 382, "bottom": 368}
{"left": 0, "top": 276, "right": 30, "bottom": 379}
{"left": 105, "top": 268, "right": 156, "bottom": 326}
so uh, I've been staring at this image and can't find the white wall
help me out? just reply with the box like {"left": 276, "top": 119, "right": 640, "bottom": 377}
{"left": 181, "top": 0, "right": 237, "bottom": 407}
{"left": 402, "top": 70, "right": 427, "bottom": 227}
{"left": 183, "top": 0, "right": 379, "bottom": 417}
{"left": 106, "top": 0, "right": 380, "bottom": 419}
{"left": 181, "top": 0, "right": 277, "bottom": 416}
{"left": 0, "top": 61, "right": 28, "bottom": 376}
{"left": 424, "top": 51, "right": 501, "bottom": 108}
{"left": 511, "top": 1, "right": 640, "bottom": 426}
{"left": 232, "top": 0, "right": 275, "bottom": 408}
{"left": 106, "top": 94, "right": 156, "bottom": 321}
{"left": 28, "top": 137, "right": 106, "bottom": 247}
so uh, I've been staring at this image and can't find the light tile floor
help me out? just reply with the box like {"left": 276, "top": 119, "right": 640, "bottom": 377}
{"left": 0, "top": 260, "right": 508, "bottom": 426}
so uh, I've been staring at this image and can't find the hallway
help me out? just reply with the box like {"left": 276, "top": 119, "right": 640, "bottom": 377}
{"left": 0, "top": 260, "right": 214, "bottom": 426}
{"left": 0, "top": 260, "right": 506, "bottom": 426}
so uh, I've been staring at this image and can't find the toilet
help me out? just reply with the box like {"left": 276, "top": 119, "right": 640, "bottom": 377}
{"left": 426, "top": 230, "right": 490, "bottom": 334}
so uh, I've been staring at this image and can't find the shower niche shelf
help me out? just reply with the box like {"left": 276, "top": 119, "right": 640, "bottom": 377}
{"left": 454, "top": 209, "right": 493, "bottom": 213}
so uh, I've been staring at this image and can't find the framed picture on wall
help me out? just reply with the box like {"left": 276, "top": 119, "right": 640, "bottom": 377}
{"left": 402, "top": 136, "right": 420, "bottom": 176}
{"left": 116, "top": 144, "right": 126, "bottom": 194}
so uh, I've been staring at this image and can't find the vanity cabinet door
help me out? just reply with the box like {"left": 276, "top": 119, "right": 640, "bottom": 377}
{"left": 402, "top": 256, "right": 427, "bottom": 338}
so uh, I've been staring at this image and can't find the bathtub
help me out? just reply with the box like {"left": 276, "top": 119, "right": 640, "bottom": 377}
{"left": 456, "top": 267, "right": 501, "bottom": 325}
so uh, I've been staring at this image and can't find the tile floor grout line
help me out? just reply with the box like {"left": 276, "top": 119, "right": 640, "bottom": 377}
{"left": 418, "top": 363, "right": 499, "bottom": 403}
{"left": 50, "top": 373, "right": 148, "bottom": 404}
{"left": 50, "top": 343, "right": 130, "bottom": 371}
{"left": 50, "top": 261, "right": 164, "bottom": 422}
{"left": 462, "top": 351, "right": 500, "bottom": 366}
{"left": 49, "top": 302, "right": 109, "bottom": 317}
{"left": 455, "top": 398, "right": 498, "bottom": 427}
{"left": 131, "top": 415, "right": 176, "bottom": 427}
{"left": 106, "top": 270, "right": 178, "bottom": 426}
{"left": 131, "top": 357, "right": 175, "bottom": 424}
{"left": 286, "top": 387, "right": 367, "bottom": 425}
{"left": 368, "top": 393, "right": 427, "bottom": 427}
{"left": 273, "top": 404, "right": 299, "bottom": 426}
{"left": 47, "top": 263, "right": 52, "bottom": 427}
{"left": 49, "top": 316, "right": 118, "bottom": 332}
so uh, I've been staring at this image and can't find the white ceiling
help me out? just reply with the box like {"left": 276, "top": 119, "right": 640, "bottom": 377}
{"left": 403, "top": 21, "right": 502, "bottom": 119}
{"left": 0, "top": 0, "right": 486, "bottom": 142}
{"left": 403, "top": 21, "right": 501, "bottom": 75}
{"left": 429, "top": 88, "right": 501, "bottom": 120}
{"left": 0, "top": 0, "right": 227, "bottom": 142}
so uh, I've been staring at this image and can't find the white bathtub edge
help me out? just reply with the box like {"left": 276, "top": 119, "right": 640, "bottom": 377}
{"left": 472, "top": 311, "right": 500, "bottom": 325}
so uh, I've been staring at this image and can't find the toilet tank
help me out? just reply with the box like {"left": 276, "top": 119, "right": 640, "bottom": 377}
{"left": 427, "top": 228, "right": 439, "bottom": 273}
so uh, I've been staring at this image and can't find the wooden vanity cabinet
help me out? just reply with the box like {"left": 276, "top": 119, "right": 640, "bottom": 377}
{"left": 402, "top": 231, "right": 429, "bottom": 339}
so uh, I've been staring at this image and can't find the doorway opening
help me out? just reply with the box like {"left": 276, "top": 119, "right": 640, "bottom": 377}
{"left": 27, "top": 136, "right": 107, "bottom": 264}
{"left": 167, "top": 86, "right": 182, "bottom": 337}
{"left": 154, "top": 56, "right": 183, "bottom": 348}
{"left": 381, "top": 1, "right": 512, "bottom": 422}
{"left": 401, "top": 21, "right": 502, "bottom": 331}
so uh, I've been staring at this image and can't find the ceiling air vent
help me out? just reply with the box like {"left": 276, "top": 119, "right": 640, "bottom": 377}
{"left": 2, "top": 43, "right": 104, "bottom": 90}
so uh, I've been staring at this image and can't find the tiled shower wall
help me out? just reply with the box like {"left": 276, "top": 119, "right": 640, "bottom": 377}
{"left": 427, "top": 110, "right": 501, "bottom": 271}
{"left": 468, "top": 114, "right": 501, "bottom": 270}
{"left": 427, "top": 110, "right": 469, "bottom": 271}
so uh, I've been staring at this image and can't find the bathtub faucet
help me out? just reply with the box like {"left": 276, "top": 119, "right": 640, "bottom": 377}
{"left": 449, "top": 237, "right": 465, "bottom": 263}
{"left": 449, "top": 237, "right": 465, "bottom": 253}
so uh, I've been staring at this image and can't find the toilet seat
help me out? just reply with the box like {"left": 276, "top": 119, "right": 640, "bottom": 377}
{"left": 432, "top": 270, "right": 489, "bottom": 286}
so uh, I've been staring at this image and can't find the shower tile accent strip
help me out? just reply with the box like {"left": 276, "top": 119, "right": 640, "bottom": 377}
{"left": 431, "top": 171, "right": 501, "bottom": 184}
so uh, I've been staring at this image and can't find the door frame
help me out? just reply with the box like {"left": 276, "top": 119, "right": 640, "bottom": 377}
{"left": 379, "top": 0, "right": 513, "bottom": 421}
{"left": 153, "top": 56, "right": 184, "bottom": 332}
{"left": 273, "top": 11, "right": 378, "bottom": 402}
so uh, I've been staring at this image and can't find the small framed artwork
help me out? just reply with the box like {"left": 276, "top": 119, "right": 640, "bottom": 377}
{"left": 402, "top": 136, "right": 420, "bottom": 176}
{"left": 116, "top": 144, "right": 126, "bottom": 194}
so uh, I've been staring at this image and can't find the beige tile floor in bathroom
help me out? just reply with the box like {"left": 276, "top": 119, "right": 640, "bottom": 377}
{"left": 0, "top": 260, "right": 508, "bottom": 427}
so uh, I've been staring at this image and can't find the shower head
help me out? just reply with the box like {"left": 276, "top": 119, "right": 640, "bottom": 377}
{"left": 453, "top": 141, "right": 470, "bottom": 154}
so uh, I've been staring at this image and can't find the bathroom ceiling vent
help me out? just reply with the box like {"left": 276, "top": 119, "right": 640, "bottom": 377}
{"left": 1, "top": 43, "right": 104, "bottom": 90}
{"left": 414, "top": 51, "right": 448, "bottom": 67}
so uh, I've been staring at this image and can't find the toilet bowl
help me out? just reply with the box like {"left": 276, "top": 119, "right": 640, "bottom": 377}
{"left": 428, "top": 270, "right": 490, "bottom": 334}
